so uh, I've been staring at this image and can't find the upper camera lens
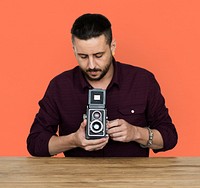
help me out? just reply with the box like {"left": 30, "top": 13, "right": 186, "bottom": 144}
{"left": 92, "top": 111, "right": 101, "bottom": 119}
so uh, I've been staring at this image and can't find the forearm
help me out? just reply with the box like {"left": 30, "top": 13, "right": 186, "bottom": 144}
{"left": 134, "top": 126, "right": 163, "bottom": 149}
{"left": 48, "top": 133, "right": 77, "bottom": 156}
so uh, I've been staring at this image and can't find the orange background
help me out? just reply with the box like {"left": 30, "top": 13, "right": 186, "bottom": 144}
{"left": 0, "top": 0, "right": 200, "bottom": 157}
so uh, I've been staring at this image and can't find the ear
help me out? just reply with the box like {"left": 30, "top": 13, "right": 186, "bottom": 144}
{"left": 72, "top": 45, "right": 75, "bottom": 52}
{"left": 72, "top": 45, "right": 77, "bottom": 56}
{"left": 111, "top": 39, "right": 116, "bottom": 56}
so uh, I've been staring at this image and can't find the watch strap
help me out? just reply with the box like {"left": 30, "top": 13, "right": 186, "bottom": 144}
{"left": 140, "top": 127, "right": 154, "bottom": 148}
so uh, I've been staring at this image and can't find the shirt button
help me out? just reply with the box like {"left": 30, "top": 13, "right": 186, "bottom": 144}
{"left": 131, "top": 110, "right": 135, "bottom": 114}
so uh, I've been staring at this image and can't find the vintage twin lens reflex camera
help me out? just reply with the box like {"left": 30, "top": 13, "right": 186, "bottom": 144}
{"left": 85, "top": 89, "right": 108, "bottom": 139}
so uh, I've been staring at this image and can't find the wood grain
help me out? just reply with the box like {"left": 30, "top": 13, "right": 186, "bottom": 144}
{"left": 0, "top": 157, "right": 200, "bottom": 187}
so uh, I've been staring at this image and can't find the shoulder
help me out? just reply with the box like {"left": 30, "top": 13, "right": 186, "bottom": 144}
{"left": 116, "top": 61, "right": 155, "bottom": 80}
{"left": 49, "top": 66, "right": 80, "bottom": 85}
{"left": 115, "top": 61, "right": 160, "bottom": 92}
{"left": 52, "top": 66, "right": 79, "bottom": 82}
{"left": 46, "top": 66, "right": 80, "bottom": 91}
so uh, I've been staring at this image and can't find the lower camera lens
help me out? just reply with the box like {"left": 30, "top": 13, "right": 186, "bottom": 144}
{"left": 90, "top": 120, "right": 103, "bottom": 133}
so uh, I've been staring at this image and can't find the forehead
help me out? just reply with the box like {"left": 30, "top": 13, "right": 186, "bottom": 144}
{"left": 73, "top": 35, "right": 109, "bottom": 54}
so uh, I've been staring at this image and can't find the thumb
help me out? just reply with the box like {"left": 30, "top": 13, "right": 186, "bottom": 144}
{"left": 81, "top": 119, "right": 87, "bottom": 128}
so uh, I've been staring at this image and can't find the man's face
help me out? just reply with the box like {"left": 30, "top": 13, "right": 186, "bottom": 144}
{"left": 73, "top": 35, "right": 115, "bottom": 81}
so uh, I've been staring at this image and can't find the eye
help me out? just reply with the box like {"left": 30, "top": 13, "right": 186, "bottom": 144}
{"left": 79, "top": 55, "right": 88, "bottom": 59}
{"left": 95, "top": 53, "right": 103, "bottom": 58}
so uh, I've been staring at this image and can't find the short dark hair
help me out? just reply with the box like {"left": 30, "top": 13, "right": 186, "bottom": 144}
{"left": 71, "top": 13, "right": 112, "bottom": 45}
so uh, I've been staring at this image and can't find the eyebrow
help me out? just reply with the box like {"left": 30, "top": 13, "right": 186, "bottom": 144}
{"left": 77, "top": 52, "right": 105, "bottom": 56}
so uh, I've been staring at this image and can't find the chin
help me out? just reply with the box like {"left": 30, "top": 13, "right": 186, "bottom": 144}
{"left": 88, "top": 77, "right": 101, "bottom": 81}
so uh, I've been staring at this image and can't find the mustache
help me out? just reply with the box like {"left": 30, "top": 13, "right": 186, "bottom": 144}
{"left": 86, "top": 68, "right": 101, "bottom": 72}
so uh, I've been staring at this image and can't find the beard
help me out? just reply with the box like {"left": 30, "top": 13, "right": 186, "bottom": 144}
{"left": 81, "top": 56, "right": 113, "bottom": 81}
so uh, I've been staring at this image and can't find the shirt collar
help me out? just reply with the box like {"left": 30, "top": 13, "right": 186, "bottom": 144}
{"left": 78, "top": 68, "right": 91, "bottom": 89}
{"left": 107, "top": 58, "right": 120, "bottom": 90}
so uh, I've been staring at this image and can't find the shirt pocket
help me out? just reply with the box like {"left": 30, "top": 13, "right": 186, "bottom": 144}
{"left": 118, "top": 104, "right": 147, "bottom": 126}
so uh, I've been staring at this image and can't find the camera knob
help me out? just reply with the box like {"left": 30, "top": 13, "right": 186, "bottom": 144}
{"left": 83, "top": 114, "right": 87, "bottom": 120}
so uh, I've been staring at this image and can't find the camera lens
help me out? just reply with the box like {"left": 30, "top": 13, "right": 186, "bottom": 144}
{"left": 92, "top": 111, "right": 101, "bottom": 119}
{"left": 90, "top": 120, "right": 103, "bottom": 133}
{"left": 93, "top": 123, "right": 100, "bottom": 130}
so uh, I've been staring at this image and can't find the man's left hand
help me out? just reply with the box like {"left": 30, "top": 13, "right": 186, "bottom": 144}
{"left": 107, "top": 119, "right": 138, "bottom": 142}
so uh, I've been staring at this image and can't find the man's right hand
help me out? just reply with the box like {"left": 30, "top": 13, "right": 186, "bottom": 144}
{"left": 73, "top": 119, "right": 109, "bottom": 151}
{"left": 49, "top": 119, "right": 109, "bottom": 156}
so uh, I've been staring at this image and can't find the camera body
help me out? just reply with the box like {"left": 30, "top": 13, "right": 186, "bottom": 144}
{"left": 85, "top": 89, "right": 108, "bottom": 139}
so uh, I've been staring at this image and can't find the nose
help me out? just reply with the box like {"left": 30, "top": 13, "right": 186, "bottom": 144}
{"left": 88, "top": 56, "right": 95, "bottom": 69}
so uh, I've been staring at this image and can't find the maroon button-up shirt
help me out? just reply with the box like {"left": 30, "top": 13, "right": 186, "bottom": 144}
{"left": 27, "top": 60, "right": 178, "bottom": 157}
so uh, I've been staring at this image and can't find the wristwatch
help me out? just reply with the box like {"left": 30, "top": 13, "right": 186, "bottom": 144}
{"left": 140, "top": 127, "right": 154, "bottom": 148}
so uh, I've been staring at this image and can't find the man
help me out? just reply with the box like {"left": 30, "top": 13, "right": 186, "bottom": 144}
{"left": 27, "top": 13, "right": 178, "bottom": 157}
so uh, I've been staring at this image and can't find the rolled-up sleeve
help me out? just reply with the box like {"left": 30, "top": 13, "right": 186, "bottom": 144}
{"left": 146, "top": 74, "right": 178, "bottom": 152}
{"left": 27, "top": 80, "right": 60, "bottom": 157}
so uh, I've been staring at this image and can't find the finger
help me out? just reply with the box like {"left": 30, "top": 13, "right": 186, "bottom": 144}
{"left": 88, "top": 139, "right": 108, "bottom": 151}
{"left": 107, "top": 119, "right": 119, "bottom": 129}
{"left": 110, "top": 131, "right": 123, "bottom": 138}
{"left": 80, "top": 119, "right": 87, "bottom": 129}
{"left": 107, "top": 126, "right": 122, "bottom": 135}
{"left": 86, "top": 137, "right": 108, "bottom": 146}
{"left": 111, "top": 136, "right": 125, "bottom": 142}
{"left": 85, "top": 138, "right": 109, "bottom": 151}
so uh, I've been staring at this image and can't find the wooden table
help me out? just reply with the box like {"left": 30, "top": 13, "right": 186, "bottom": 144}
{"left": 0, "top": 157, "right": 200, "bottom": 187}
